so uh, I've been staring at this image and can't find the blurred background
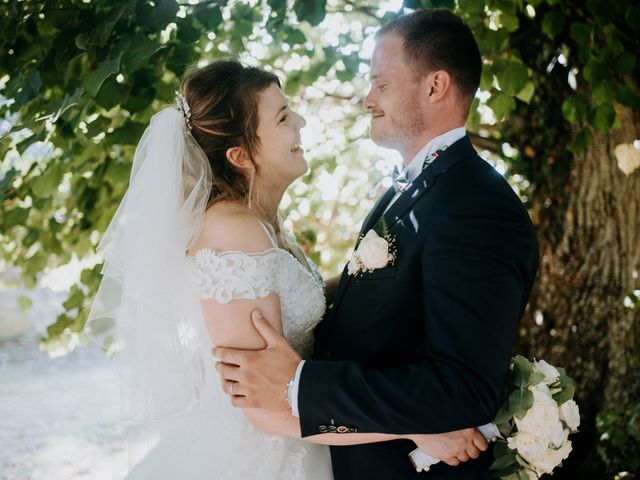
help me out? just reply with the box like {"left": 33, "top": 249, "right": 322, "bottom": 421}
{"left": 0, "top": 0, "right": 638, "bottom": 478}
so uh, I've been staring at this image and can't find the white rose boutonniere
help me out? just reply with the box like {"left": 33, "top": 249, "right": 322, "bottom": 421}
{"left": 347, "top": 221, "right": 397, "bottom": 277}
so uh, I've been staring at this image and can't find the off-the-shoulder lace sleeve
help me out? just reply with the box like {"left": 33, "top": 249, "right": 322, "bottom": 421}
{"left": 191, "top": 249, "right": 280, "bottom": 304}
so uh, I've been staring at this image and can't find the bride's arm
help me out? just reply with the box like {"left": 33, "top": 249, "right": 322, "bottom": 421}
{"left": 193, "top": 209, "right": 288, "bottom": 353}
{"left": 242, "top": 406, "right": 484, "bottom": 463}
{"left": 242, "top": 406, "right": 407, "bottom": 445}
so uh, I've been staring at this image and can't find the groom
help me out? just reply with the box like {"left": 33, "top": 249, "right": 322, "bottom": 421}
{"left": 214, "top": 9, "right": 538, "bottom": 479}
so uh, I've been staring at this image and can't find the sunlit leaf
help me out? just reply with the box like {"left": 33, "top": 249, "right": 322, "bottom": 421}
{"left": 562, "top": 95, "right": 589, "bottom": 124}
{"left": 121, "top": 33, "right": 162, "bottom": 75}
{"left": 14, "top": 70, "right": 42, "bottom": 106}
{"left": 542, "top": 9, "right": 565, "bottom": 38}
{"left": 487, "top": 91, "right": 516, "bottom": 120}
{"left": 494, "top": 58, "right": 529, "bottom": 96}
{"left": 294, "top": 0, "right": 327, "bottom": 26}
{"left": 592, "top": 103, "right": 616, "bottom": 133}
{"left": 84, "top": 52, "right": 123, "bottom": 97}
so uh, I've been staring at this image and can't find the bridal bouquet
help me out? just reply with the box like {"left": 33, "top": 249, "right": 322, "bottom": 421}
{"left": 489, "top": 356, "right": 579, "bottom": 479}
{"left": 410, "top": 356, "right": 580, "bottom": 479}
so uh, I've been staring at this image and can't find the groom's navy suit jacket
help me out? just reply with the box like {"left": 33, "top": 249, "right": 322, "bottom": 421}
{"left": 299, "top": 136, "right": 539, "bottom": 479}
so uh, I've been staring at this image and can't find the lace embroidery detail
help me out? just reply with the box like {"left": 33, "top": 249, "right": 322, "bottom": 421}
{"left": 192, "top": 249, "right": 280, "bottom": 304}
{"left": 189, "top": 247, "right": 326, "bottom": 358}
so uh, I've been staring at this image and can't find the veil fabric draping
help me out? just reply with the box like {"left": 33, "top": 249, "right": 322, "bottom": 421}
{"left": 86, "top": 106, "right": 212, "bottom": 426}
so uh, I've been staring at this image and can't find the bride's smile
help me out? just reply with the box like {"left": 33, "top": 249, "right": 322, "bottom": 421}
{"left": 253, "top": 83, "right": 308, "bottom": 191}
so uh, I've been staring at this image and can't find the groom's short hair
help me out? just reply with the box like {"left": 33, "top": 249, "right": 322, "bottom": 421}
{"left": 377, "top": 9, "right": 481, "bottom": 110}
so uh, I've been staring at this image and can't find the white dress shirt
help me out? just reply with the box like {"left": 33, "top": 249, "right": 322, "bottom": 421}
{"left": 288, "top": 127, "right": 467, "bottom": 418}
{"left": 384, "top": 127, "right": 467, "bottom": 213}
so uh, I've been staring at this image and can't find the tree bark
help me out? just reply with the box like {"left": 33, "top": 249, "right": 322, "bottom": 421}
{"left": 517, "top": 105, "right": 640, "bottom": 477}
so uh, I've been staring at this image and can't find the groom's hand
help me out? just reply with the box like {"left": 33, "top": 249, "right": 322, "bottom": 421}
{"left": 409, "top": 428, "right": 489, "bottom": 466}
{"left": 212, "top": 309, "right": 302, "bottom": 410}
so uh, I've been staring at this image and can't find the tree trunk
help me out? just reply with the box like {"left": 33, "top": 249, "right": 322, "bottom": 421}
{"left": 517, "top": 105, "right": 640, "bottom": 478}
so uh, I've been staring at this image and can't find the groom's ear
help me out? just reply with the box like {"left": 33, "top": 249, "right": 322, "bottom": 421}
{"left": 425, "top": 70, "right": 452, "bottom": 103}
{"left": 225, "top": 146, "right": 253, "bottom": 173}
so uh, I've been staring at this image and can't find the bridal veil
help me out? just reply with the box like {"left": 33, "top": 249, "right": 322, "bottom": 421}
{"left": 86, "top": 103, "right": 212, "bottom": 427}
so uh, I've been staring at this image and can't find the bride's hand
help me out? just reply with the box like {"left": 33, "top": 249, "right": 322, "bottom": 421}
{"left": 407, "top": 427, "right": 489, "bottom": 466}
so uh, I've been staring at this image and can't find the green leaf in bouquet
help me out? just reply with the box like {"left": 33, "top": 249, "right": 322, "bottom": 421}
{"left": 509, "top": 387, "right": 534, "bottom": 419}
{"left": 553, "top": 382, "right": 576, "bottom": 405}
{"left": 515, "top": 453, "right": 531, "bottom": 468}
{"left": 516, "top": 470, "right": 532, "bottom": 480}
{"left": 502, "top": 471, "right": 527, "bottom": 480}
{"left": 528, "top": 371, "right": 546, "bottom": 386}
{"left": 553, "top": 367, "right": 576, "bottom": 404}
{"left": 491, "top": 440, "right": 518, "bottom": 476}
{"left": 493, "top": 403, "right": 512, "bottom": 425}
{"left": 493, "top": 440, "right": 509, "bottom": 457}
{"left": 512, "top": 355, "right": 533, "bottom": 387}
{"left": 490, "top": 448, "right": 518, "bottom": 470}
{"left": 497, "top": 422, "right": 513, "bottom": 439}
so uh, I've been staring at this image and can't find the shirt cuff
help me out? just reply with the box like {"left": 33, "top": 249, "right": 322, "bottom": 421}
{"left": 288, "top": 360, "right": 306, "bottom": 417}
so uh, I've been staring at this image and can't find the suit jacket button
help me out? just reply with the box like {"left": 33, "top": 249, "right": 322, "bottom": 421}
{"left": 328, "top": 425, "right": 337, "bottom": 433}
{"left": 348, "top": 427, "right": 358, "bottom": 433}
{"left": 318, "top": 425, "right": 328, "bottom": 433}
{"left": 336, "top": 426, "right": 348, "bottom": 433}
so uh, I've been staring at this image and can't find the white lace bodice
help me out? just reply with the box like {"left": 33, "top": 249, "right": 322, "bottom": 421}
{"left": 190, "top": 247, "right": 326, "bottom": 359}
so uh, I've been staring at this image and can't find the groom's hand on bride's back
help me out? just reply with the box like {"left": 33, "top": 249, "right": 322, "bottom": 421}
{"left": 212, "top": 309, "right": 302, "bottom": 410}
{"left": 408, "top": 427, "right": 489, "bottom": 467}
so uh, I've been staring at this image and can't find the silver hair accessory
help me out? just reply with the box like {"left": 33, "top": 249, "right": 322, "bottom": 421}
{"left": 175, "top": 91, "right": 193, "bottom": 130}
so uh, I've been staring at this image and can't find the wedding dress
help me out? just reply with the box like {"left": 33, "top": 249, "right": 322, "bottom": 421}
{"left": 86, "top": 106, "right": 333, "bottom": 479}
{"left": 126, "top": 223, "right": 333, "bottom": 479}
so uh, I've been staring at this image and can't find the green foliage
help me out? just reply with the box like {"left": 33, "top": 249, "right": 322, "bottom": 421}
{"left": 2, "top": 2, "right": 638, "bottom": 475}
{"left": 597, "top": 405, "right": 640, "bottom": 473}
{"left": 1, "top": 0, "right": 638, "bottom": 391}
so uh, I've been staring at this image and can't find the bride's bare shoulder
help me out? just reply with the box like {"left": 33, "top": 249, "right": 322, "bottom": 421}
{"left": 188, "top": 202, "right": 273, "bottom": 254}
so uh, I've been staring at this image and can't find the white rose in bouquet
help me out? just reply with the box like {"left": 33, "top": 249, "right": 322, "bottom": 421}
{"left": 507, "top": 431, "right": 547, "bottom": 462}
{"left": 559, "top": 399, "right": 581, "bottom": 431}
{"left": 515, "top": 386, "right": 561, "bottom": 437}
{"left": 533, "top": 359, "right": 560, "bottom": 384}
{"left": 528, "top": 433, "right": 572, "bottom": 475}
{"left": 525, "top": 470, "right": 540, "bottom": 480}
{"left": 356, "top": 230, "right": 391, "bottom": 270}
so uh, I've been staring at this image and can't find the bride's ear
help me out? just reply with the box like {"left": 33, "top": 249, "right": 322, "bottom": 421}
{"left": 225, "top": 146, "right": 253, "bottom": 173}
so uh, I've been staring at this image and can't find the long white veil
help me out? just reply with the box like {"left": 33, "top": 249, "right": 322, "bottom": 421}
{"left": 86, "top": 105, "right": 212, "bottom": 430}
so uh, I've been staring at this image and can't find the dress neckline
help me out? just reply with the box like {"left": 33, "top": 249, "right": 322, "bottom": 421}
{"left": 189, "top": 247, "right": 324, "bottom": 291}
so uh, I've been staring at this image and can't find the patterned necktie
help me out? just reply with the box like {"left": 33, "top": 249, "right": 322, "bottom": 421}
{"left": 391, "top": 164, "right": 411, "bottom": 193}
{"left": 391, "top": 145, "right": 448, "bottom": 193}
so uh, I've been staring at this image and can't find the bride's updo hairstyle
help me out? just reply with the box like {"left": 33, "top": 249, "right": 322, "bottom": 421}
{"left": 178, "top": 59, "right": 280, "bottom": 207}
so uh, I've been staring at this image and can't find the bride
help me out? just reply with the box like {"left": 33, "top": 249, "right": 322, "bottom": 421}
{"left": 87, "top": 59, "right": 469, "bottom": 479}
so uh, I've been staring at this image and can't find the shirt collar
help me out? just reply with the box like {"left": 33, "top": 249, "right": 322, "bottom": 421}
{"left": 404, "top": 127, "right": 467, "bottom": 182}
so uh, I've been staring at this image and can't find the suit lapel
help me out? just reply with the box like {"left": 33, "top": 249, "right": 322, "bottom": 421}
{"left": 359, "top": 187, "right": 396, "bottom": 239}
{"left": 381, "top": 135, "right": 476, "bottom": 229}
{"left": 329, "top": 136, "right": 476, "bottom": 317}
